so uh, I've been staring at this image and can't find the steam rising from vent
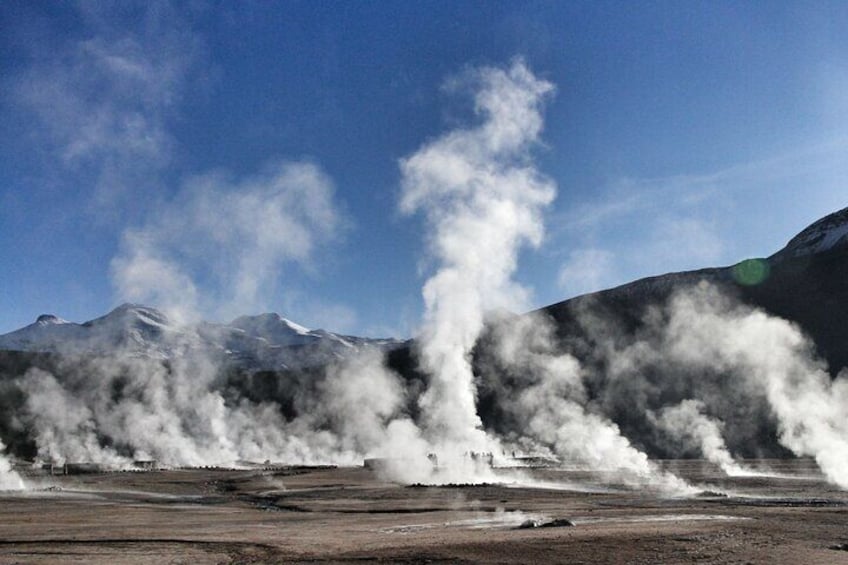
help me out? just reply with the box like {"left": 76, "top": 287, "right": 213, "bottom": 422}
{"left": 317, "top": 349, "right": 432, "bottom": 471}
{"left": 651, "top": 399, "right": 750, "bottom": 476}
{"left": 661, "top": 283, "right": 848, "bottom": 488}
{"left": 15, "top": 350, "right": 375, "bottom": 468}
{"left": 485, "top": 313, "right": 694, "bottom": 495}
{"left": 20, "top": 368, "right": 125, "bottom": 466}
{"left": 399, "top": 59, "right": 556, "bottom": 454}
{"left": 0, "top": 440, "right": 24, "bottom": 491}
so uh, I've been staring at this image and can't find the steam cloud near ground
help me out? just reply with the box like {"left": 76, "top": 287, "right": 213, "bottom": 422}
{"left": 0, "top": 440, "right": 24, "bottom": 490}
{"left": 3, "top": 61, "right": 848, "bottom": 494}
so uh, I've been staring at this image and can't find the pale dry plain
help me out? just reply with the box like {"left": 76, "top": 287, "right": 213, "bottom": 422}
{"left": 2, "top": 461, "right": 848, "bottom": 564}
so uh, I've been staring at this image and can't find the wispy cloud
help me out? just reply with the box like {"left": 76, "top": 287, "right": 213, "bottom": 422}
{"left": 111, "top": 160, "right": 345, "bottom": 323}
{"left": 550, "top": 137, "right": 848, "bottom": 296}
{"left": 12, "top": 2, "right": 205, "bottom": 217}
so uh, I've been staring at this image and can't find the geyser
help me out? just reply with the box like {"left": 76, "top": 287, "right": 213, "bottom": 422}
{"left": 399, "top": 58, "right": 556, "bottom": 461}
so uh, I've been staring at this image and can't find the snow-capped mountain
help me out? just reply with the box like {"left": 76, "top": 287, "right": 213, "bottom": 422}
{"left": 230, "top": 313, "right": 320, "bottom": 347}
{"left": 0, "top": 304, "right": 197, "bottom": 357}
{"left": 0, "top": 305, "right": 402, "bottom": 370}
{"left": 0, "top": 314, "right": 82, "bottom": 352}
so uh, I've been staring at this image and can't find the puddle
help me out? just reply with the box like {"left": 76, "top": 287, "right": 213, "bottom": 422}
{"left": 382, "top": 510, "right": 550, "bottom": 533}
{"left": 506, "top": 480, "right": 619, "bottom": 494}
{"left": 381, "top": 511, "right": 747, "bottom": 534}
{"left": 571, "top": 514, "right": 749, "bottom": 525}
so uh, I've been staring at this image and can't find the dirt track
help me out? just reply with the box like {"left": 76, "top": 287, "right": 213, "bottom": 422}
{"left": 2, "top": 460, "right": 848, "bottom": 564}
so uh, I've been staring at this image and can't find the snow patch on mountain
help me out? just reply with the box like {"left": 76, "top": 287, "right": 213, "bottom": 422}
{"left": 772, "top": 206, "right": 848, "bottom": 262}
{"left": 0, "top": 304, "right": 401, "bottom": 370}
{"left": 230, "top": 313, "right": 319, "bottom": 347}
{"left": 35, "top": 314, "right": 70, "bottom": 325}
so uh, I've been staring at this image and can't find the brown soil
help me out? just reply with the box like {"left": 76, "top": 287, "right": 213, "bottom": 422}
{"left": 2, "top": 460, "right": 848, "bottom": 564}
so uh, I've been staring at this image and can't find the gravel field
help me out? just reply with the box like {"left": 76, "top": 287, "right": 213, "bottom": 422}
{"left": 1, "top": 460, "right": 848, "bottom": 564}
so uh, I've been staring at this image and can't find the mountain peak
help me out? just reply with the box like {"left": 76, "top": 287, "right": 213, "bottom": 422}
{"left": 98, "top": 303, "right": 171, "bottom": 326}
{"left": 229, "top": 312, "right": 318, "bottom": 348}
{"left": 1, "top": 304, "right": 396, "bottom": 370}
{"left": 35, "top": 314, "right": 69, "bottom": 325}
{"left": 231, "top": 313, "right": 311, "bottom": 334}
{"left": 773, "top": 206, "right": 848, "bottom": 262}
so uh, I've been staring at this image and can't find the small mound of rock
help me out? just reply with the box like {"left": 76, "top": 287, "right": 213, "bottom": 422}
{"left": 406, "top": 483, "right": 499, "bottom": 489}
{"left": 516, "top": 518, "right": 574, "bottom": 529}
{"left": 695, "top": 490, "right": 728, "bottom": 498}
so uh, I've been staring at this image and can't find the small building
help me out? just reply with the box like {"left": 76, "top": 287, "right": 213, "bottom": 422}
{"left": 63, "top": 462, "right": 109, "bottom": 474}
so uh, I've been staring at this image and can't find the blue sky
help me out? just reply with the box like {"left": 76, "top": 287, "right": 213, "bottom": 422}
{"left": 2, "top": 1, "right": 847, "bottom": 337}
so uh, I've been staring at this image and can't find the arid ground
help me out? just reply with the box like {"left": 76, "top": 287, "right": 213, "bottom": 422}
{"left": 2, "top": 460, "right": 848, "bottom": 564}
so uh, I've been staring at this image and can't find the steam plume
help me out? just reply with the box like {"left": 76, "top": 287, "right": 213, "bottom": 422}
{"left": 484, "top": 313, "right": 694, "bottom": 494}
{"left": 651, "top": 399, "right": 750, "bottom": 476}
{"left": 0, "top": 440, "right": 24, "bottom": 490}
{"left": 112, "top": 160, "right": 342, "bottom": 324}
{"left": 662, "top": 283, "right": 848, "bottom": 488}
{"left": 399, "top": 58, "right": 555, "bottom": 454}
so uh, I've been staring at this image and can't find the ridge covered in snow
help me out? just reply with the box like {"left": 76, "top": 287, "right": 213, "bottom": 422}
{"left": 772, "top": 206, "right": 848, "bottom": 262}
{"left": 0, "top": 304, "right": 402, "bottom": 370}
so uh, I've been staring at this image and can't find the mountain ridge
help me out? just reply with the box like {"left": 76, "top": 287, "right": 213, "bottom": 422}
{"left": 0, "top": 304, "right": 402, "bottom": 370}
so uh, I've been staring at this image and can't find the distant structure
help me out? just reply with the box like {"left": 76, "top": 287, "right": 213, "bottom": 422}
{"left": 364, "top": 453, "right": 494, "bottom": 471}
{"left": 466, "top": 451, "right": 494, "bottom": 467}
{"left": 62, "top": 462, "right": 109, "bottom": 475}
{"left": 363, "top": 458, "right": 393, "bottom": 471}
{"left": 132, "top": 460, "right": 158, "bottom": 471}
{"left": 38, "top": 461, "right": 122, "bottom": 475}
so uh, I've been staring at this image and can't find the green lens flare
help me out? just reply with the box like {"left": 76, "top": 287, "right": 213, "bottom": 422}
{"left": 732, "top": 258, "right": 771, "bottom": 286}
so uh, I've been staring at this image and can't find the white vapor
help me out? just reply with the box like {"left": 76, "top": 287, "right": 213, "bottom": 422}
{"left": 399, "top": 58, "right": 556, "bottom": 455}
{"left": 651, "top": 399, "right": 749, "bottom": 476}
{"left": 319, "top": 349, "right": 417, "bottom": 457}
{"left": 20, "top": 368, "right": 125, "bottom": 466}
{"left": 662, "top": 283, "right": 848, "bottom": 489}
{"left": 16, "top": 349, "right": 393, "bottom": 469}
{"left": 112, "top": 160, "right": 343, "bottom": 324}
{"left": 486, "top": 313, "right": 695, "bottom": 495}
{"left": 0, "top": 440, "right": 25, "bottom": 491}
{"left": 13, "top": 1, "right": 203, "bottom": 216}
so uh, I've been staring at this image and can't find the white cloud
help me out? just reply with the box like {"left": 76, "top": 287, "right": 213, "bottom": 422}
{"left": 111, "top": 160, "right": 344, "bottom": 323}
{"left": 13, "top": 2, "right": 204, "bottom": 215}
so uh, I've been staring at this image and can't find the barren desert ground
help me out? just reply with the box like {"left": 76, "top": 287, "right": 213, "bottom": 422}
{"left": 2, "top": 460, "right": 848, "bottom": 564}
